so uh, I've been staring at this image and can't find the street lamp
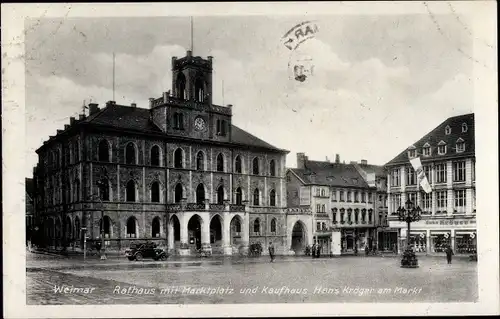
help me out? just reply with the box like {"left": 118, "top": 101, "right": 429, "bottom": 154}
{"left": 96, "top": 179, "right": 107, "bottom": 260}
{"left": 397, "top": 199, "right": 421, "bottom": 268}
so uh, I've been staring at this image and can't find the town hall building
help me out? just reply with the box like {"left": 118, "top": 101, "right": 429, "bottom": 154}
{"left": 32, "top": 50, "right": 312, "bottom": 256}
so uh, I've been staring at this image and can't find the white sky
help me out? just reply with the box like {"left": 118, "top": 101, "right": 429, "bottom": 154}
{"left": 24, "top": 9, "right": 476, "bottom": 178}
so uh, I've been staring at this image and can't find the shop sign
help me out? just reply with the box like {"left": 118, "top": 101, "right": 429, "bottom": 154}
{"left": 425, "top": 219, "right": 476, "bottom": 226}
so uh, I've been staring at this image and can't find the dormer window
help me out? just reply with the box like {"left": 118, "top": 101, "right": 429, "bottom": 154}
{"left": 462, "top": 123, "right": 468, "bottom": 133}
{"left": 422, "top": 143, "right": 431, "bottom": 156}
{"left": 456, "top": 138, "right": 465, "bottom": 153}
{"left": 445, "top": 125, "right": 451, "bottom": 135}
{"left": 437, "top": 140, "right": 447, "bottom": 155}
{"left": 408, "top": 145, "right": 417, "bottom": 158}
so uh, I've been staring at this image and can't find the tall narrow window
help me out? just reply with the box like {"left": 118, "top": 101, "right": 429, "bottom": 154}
{"left": 98, "top": 140, "right": 110, "bottom": 162}
{"left": 235, "top": 187, "right": 242, "bottom": 205}
{"left": 235, "top": 156, "right": 242, "bottom": 173}
{"left": 99, "top": 178, "right": 110, "bottom": 201}
{"left": 196, "top": 184, "right": 205, "bottom": 204}
{"left": 252, "top": 157, "right": 259, "bottom": 175}
{"left": 126, "top": 217, "right": 137, "bottom": 238}
{"left": 270, "top": 218, "right": 277, "bottom": 233}
{"left": 175, "top": 183, "right": 183, "bottom": 203}
{"left": 151, "top": 182, "right": 160, "bottom": 203}
{"left": 150, "top": 145, "right": 160, "bottom": 166}
{"left": 74, "top": 179, "right": 80, "bottom": 202}
{"left": 216, "top": 153, "right": 224, "bottom": 172}
{"left": 196, "top": 151, "right": 204, "bottom": 170}
{"left": 174, "top": 148, "right": 183, "bottom": 168}
{"left": 152, "top": 217, "right": 161, "bottom": 238}
{"left": 125, "top": 143, "right": 136, "bottom": 164}
{"left": 269, "top": 189, "right": 276, "bottom": 207}
{"left": 195, "top": 77, "right": 204, "bottom": 102}
{"left": 253, "top": 188, "right": 260, "bottom": 206}
{"left": 177, "top": 73, "right": 186, "bottom": 100}
{"left": 253, "top": 219, "right": 260, "bottom": 233}
{"left": 221, "top": 120, "right": 227, "bottom": 136}
{"left": 126, "top": 180, "right": 136, "bottom": 202}
{"left": 217, "top": 185, "right": 224, "bottom": 204}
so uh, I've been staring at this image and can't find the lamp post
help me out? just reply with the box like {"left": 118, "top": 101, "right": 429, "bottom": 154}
{"left": 96, "top": 179, "right": 107, "bottom": 260}
{"left": 397, "top": 199, "right": 421, "bottom": 268}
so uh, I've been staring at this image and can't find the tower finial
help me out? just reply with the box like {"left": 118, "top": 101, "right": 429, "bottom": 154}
{"left": 190, "top": 16, "right": 194, "bottom": 53}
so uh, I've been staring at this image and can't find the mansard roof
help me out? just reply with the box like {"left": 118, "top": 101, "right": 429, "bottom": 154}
{"left": 386, "top": 113, "right": 474, "bottom": 166}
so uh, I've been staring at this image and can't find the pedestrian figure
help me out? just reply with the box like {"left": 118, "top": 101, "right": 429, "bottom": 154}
{"left": 311, "top": 243, "right": 317, "bottom": 258}
{"left": 445, "top": 245, "right": 454, "bottom": 264}
{"left": 316, "top": 244, "right": 321, "bottom": 258}
{"left": 268, "top": 242, "right": 275, "bottom": 263}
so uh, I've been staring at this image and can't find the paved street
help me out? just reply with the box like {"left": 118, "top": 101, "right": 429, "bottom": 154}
{"left": 26, "top": 252, "right": 477, "bottom": 304}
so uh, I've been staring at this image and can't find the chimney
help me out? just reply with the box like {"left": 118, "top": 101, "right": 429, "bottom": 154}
{"left": 187, "top": 50, "right": 192, "bottom": 57}
{"left": 207, "top": 56, "right": 213, "bottom": 63}
{"left": 88, "top": 103, "right": 99, "bottom": 115}
{"left": 78, "top": 114, "right": 85, "bottom": 120}
{"left": 297, "top": 152, "right": 307, "bottom": 169}
{"left": 70, "top": 117, "right": 76, "bottom": 125}
{"left": 106, "top": 101, "right": 116, "bottom": 107}
{"left": 360, "top": 159, "right": 368, "bottom": 165}
{"left": 149, "top": 98, "right": 154, "bottom": 108}
{"left": 64, "top": 124, "right": 70, "bottom": 130}
{"left": 131, "top": 103, "right": 137, "bottom": 108}
{"left": 325, "top": 156, "right": 330, "bottom": 162}
{"left": 335, "top": 154, "right": 340, "bottom": 164}
{"left": 57, "top": 129, "right": 63, "bottom": 135}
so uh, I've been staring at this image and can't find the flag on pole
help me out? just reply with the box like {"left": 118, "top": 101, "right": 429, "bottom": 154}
{"left": 410, "top": 157, "right": 432, "bottom": 193}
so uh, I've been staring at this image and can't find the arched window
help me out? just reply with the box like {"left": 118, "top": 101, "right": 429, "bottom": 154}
{"left": 269, "top": 160, "right": 276, "bottom": 176}
{"left": 196, "top": 151, "right": 204, "bottom": 170}
{"left": 253, "top": 188, "right": 260, "bottom": 206}
{"left": 235, "top": 156, "right": 242, "bottom": 173}
{"left": 125, "top": 142, "right": 136, "bottom": 164}
{"left": 152, "top": 217, "right": 160, "bottom": 238}
{"left": 195, "top": 77, "right": 204, "bottom": 102}
{"left": 217, "top": 185, "right": 224, "bottom": 204}
{"left": 269, "top": 189, "right": 276, "bottom": 207}
{"left": 126, "top": 180, "right": 136, "bottom": 202}
{"left": 74, "top": 179, "right": 80, "bottom": 202}
{"left": 151, "top": 182, "right": 160, "bottom": 203}
{"left": 100, "top": 216, "right": 111, "bottom": 238}
{"left": 174, "top": 183, "right": 183, "bottom": 203}
{"left": 253, "top": 219, "right": 260, "bottom": 233}
{"left": 235, "top": 187, "right": 243, "bottom": 205}
{"left": 73, "top": 140, "right": 80, "bottom": 163}
{"left": 173, "top": 113, "right": 184, "bottom": 130}
{"left": 99, "top": 178, "right": 110, "bottom": 201}
{"left": 126, "top": 217, "right": 137, "bottom": 238}
{"left": 177, "top": 73, "right": 186, "bottom": 100}
{"left": 150, "top": 145, "right": 160, "bottom": 166}
{"left": 98, "top": 140, "right": 110, "bottom": 162}
{"left": 216, "top": 153, "right": 224, "bottom": 172}
{"left": 196, "top": 184, "right": 205, "bottom": 204}
{"left": 174, "top": 148, "right": 183, "bottom": 168}
{"left": 252, "top": 157, "right": 259, "bottom": 175}
{"left": 270, "top": 218, "right": 277, "bottom": 233}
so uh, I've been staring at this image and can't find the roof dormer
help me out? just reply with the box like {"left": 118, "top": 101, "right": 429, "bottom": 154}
{"left": 445, "top": 125, "right": 451, "bottom": 135}
{"left": 437, "top": 140, "right": 447, "bottom": 155}
{"left": 456, "top": 137, "right": 465, "bottom": 153}
{"left": 462, "top": 123, "right": 468, "bottom": 133}
{"left": 407, "top": 145, "right": 417, "bottom": 158}
{"left": 422, "top": 142, "right": 431, "bottom": 156}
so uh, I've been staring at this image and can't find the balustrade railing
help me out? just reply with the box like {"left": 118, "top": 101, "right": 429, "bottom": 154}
{"left": 210, "top": 204, "right": 225, "bottom": 211}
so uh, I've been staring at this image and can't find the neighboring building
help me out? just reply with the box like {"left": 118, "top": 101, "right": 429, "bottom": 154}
{"left": 352, "top": 162, "right": 393, "bottom": 252}
{"left": 33, "top": 50, "right": 294, "bottom": 256}
{"left": 26, "top": 178, "right": 35, "bottom": 243}
{"left": 385, "top": 113, "right": 476, "bottom": 255}
{"left": 287, "top": 153, "right": 380, "bottom": 255}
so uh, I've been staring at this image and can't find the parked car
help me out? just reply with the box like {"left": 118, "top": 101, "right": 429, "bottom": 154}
{"left": 125, "top": 242, "right": 168, "bottom": 261}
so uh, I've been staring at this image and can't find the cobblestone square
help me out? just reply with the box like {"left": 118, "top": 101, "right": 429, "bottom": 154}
{"left": 27, "top": 253, "right": 477, "bottom": 304}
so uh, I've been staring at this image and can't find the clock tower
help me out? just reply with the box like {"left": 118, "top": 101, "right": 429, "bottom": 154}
{"left": 150, "top": 50, "right": 232, "bottom": 142}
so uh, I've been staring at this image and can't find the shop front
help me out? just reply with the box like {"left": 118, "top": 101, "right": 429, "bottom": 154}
{"left": 454, "top": 231, "right": 477, "bottom": 254}
{"left": 377, "top": 230, "right": 398, "bottom": 252}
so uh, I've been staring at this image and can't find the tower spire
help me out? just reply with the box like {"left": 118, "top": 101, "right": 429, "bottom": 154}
{"left": 190, "top": 16, "right": 194, "bottom": 52}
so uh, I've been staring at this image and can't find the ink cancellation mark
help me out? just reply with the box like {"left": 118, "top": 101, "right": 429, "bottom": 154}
{"left": 282, "top": 21, "right": 319, "bottom": 82}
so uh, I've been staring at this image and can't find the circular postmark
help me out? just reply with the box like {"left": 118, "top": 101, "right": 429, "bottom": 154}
{"left": 281, "top": 20, "right": 320, "bottom": 83}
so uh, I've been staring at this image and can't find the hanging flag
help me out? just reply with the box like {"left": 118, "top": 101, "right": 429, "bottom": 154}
{"left": 410, "top": 157, "right": 432, "bottom": 193}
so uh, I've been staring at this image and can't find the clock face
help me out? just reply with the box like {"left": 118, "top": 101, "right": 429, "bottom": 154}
{"left": 194, "top": 117, "right": 206, "bottom": 131}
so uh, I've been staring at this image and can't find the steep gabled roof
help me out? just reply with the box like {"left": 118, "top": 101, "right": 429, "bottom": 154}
{"left": 386, "top": 113, "right": 474, "bottom": 166}
{"left": 81, "top": 104, "right": 286, "bottom": 152}
{"left": 289, "top": 161, "right": 371, "bottom": 189}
